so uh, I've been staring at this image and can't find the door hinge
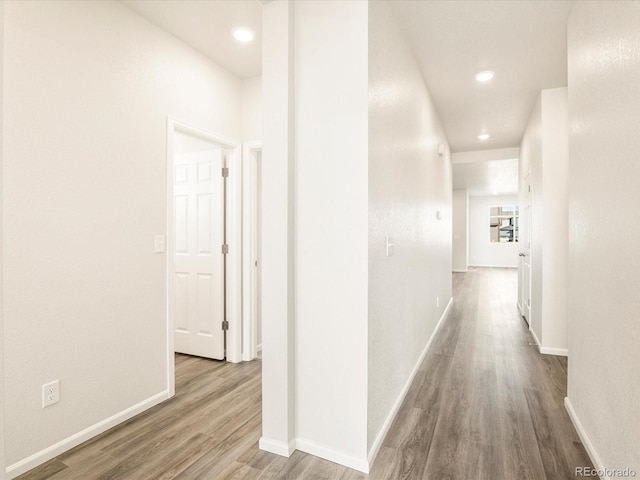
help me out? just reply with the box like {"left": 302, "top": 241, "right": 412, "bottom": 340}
{"left": 222, "top": 167, "right": 229, "bottom": 178}
{"left": 528, "top": 185, "right": 531, "bottom": 193}
{"left": 222, "top": 244, "right": 229, "bottom": 254}
{"left": 222, "top": 320, "right": 229, "bottom": 331}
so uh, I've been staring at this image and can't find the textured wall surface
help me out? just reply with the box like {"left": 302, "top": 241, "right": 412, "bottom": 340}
{"left": 540, "top": 87, "right": 569, "bottom": 352}
{"left": 241, "top": 76, "right": 262, "bottom": 142}
{"left": 452, "top": 189, "right": 468, "bottom": 271}
{"left": 260, "top": 0, "right": 296, "bottom": 454}
{"left": 3, "top": 0, "right": 241, "bottom": 466}
{"left": 294, "top": 0, "right": 370, "bottom": 466}
{"left": 567, "top": 1, "right": 640, "bottom": 471}
{"left": 368, "top": 0, "right": 452, "bottom": 454}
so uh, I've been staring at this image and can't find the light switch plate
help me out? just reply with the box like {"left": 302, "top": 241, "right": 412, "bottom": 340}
{"left": 154, "top": 235, "right": 165, "bottom": 253}
{"left": 386, "top": 236, "right": 394, "bottom": 257}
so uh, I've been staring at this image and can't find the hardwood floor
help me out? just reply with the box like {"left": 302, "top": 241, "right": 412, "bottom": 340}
{"left": 369, "top": 268, "right": 593, "bottom": 479}
{"left": 18, "top": 268, "right": 592, "bottom": 480}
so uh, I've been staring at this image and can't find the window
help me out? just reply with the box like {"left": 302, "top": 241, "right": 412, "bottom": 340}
{"left": 489, "top": 205, "right": 519, "bottom": 243}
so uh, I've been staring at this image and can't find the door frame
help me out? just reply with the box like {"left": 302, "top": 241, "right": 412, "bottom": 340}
{"left": 166, "top": 118, "right": 242, "bottom": 396}
{"left": 242, "top": 142, "right": 262, "bottom": 361}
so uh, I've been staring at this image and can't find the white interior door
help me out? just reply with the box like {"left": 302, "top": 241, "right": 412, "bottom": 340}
{"left": 172, "top": 131, "right": 226, "bottom": 360}
{"left": 519, "top": 172, "right": 532, "bottom": 323}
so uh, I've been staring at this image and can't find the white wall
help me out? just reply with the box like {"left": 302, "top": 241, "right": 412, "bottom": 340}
{"left": 468, "top": 195, "right": 519, "bottom": 268}
{"left": 540, "top": 87, "right": 569, "bottom": 354}
{"left": 519, "top": 87, "right": 569, "bottom": 354}
{"left": 3, "top": 0, "right": 241, "bottom": 473}
{"left": 567, "top": 2, "right": 640, "bottom": 473}
{"left": 452, "top": 147, "right": 520, "bottom": 164}
{"left": 260, "top": 0, "right": 296, "bottom": 457}
{"left": 368, "top": 0, "right": 452, "bottom": 459}
{"left": 241, "top": 76, "right": 262, "bottom": 142}
{"left": 294, "top": 0, "right": 370, "bottom": 469}
{"left": 0, "top": 1, "right": 5, "bottom": 477}
{"left": 520, "top": 94, "right": 542, "bottom": 340}
{"left": 452, "top": 189, "right": 468, "bottom": 271}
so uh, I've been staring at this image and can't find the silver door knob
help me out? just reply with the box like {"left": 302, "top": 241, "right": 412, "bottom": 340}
{"left": 519, "top": 252, "right": 526, "bottom": 257}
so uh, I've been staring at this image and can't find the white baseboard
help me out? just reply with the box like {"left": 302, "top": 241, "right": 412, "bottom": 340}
{"left": 452, "top": 269, "right": 468, "bottom": 273}
{"left": 529, "top": 325, "right": 542, "bottom": 351}
{"left": 263, "top": 295, "right": 452, "bottom": 478}
{"left": 6, "top": 390, "right": 169, "bottom": 479}
{"left": 259, "top": 437, "right": 295, "bottom": 457}
{"left": 468, "top": 264, "right": 518, "bottom": 269}
{"left": 564, "top": 397, "right": 610, "bottom": 480}
{"left": 367, "top": 297, "right": 454, "bottom": 469}
{"left": 540, "top": 346, "right": 568, "bottom": 357}
{"left": 528, "top": 327, "right": 568, "bottom": 356}
{"left": 296, "top": 438, "right": 369, "bottom": 474}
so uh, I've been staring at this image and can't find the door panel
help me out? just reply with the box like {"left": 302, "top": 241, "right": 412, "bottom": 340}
{"left": 172, "top": 132, "right": 225, "bottom": 360}
{"left": 519, "top": 172, "right": 532, "bottom": 323}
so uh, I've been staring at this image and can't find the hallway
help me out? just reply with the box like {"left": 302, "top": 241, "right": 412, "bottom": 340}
{"left": 369, "top": 268, "right": 593, "bottom": 479}
{"left": 18, "top": 268, "right": 592, "bottom": 480}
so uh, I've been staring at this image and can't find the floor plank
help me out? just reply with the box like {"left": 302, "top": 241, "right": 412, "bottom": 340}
{"left": 17, "top": 267, "right": 593, "bottom": 480}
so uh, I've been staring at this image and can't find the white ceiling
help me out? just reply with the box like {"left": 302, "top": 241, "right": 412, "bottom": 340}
{"left": 120, "top": 0, "right": 262, "bottom": 79}
{"left": 120, "top": 0, "right": 572, "bottom": 157}
{"left": 390, "top": 1, "right": 573, "bottom": 153}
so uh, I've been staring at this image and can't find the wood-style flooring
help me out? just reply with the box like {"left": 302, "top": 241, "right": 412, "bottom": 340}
{"left": 18, "top": 267, "right": 593, "bottom": 480}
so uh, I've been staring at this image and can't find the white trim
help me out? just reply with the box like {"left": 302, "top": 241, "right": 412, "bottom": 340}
{"left": 226, "top": 145, "right": 243, "bottom": 363}
{"left": 165, "top": 118, "right": 176, "bottom": 397}
{"left": 468, "top": 264, "right": 518, "bottom": 269}
{"left": 529, "top": 325, "right": 542, "bottom": 351}
{"left": 564, "top": 397, "right": 610, "bottom": 480}
{"left": 166, "top": 118, "right": 241, "bottom": 369}
{"left": 242, "top": 142, "right": 262, "bottom": 362}
{"left": 540, "top": 347, "right": 568, "bottom": 357}
{"left": 6, "top": 391, "right": 169, "bottom": 479}
{"left": 367, "top": 297, "right": 454, "bottom": 468}
{"left": 258, "top": 437, "right": 295, "bottom": 457}
{"left": 528, "top": 324, "right": 568, "bottom": 357}
{"left": 296, "top": 438, "right": 369, "bottom": 474}
{"left": 452, "top": 269, "right": 468, "bottom": 273}
{"left": 0, "top": 2, "right": 5, "bottom": 475}
{"left": 257, "top": 343, "right": 262, "bottom": 352}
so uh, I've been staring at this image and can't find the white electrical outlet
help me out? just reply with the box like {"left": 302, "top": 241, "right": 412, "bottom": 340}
{"left": 42, "top": 380, "right": 60, "bottom": 408}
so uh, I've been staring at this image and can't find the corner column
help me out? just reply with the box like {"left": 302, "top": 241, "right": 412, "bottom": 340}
{"left": 259, "top": 0, "right": 296, "bottom": 456}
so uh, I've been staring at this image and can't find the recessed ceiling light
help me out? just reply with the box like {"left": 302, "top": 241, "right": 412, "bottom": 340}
{"left": 478, "top": 133, "right": 490, "bottom": 140}
{"left": 475, "top": 71, "right": 495, "bottom": 82}
{"left": 232, "top": 27, "right": 254, "bottom": 43}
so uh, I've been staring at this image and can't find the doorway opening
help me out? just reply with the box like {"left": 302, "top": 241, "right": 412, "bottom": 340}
{"left": 242, "top": 142, "right": 262, "bottom": 361}
{"left": 166, "top": 119, "right": 242, "bottom": 396}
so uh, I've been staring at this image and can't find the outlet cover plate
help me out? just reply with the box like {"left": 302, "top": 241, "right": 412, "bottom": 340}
{"left": 42, "top": 380, "right": 60, "bottom": 408}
